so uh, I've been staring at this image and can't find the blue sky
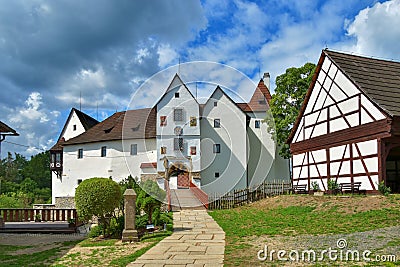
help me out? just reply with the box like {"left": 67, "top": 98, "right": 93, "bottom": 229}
{"left": 1, "top": 0, "right": 399, "bottom": 157}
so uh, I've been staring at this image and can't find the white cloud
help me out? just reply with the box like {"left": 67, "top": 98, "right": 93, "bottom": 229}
{"left": 5, "top": 92, "right": 60, "bottom": 157}
{"left": 345, "top": 0, "right": 400, "bottom": 60}
{"left": 157, "top": 44, "right": 178, "bottom": 68}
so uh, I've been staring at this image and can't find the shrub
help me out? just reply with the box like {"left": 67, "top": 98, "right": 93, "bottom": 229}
{"left": 88, "top": 225, "right": 103, "bottom": 238}
{"left": 0, "top": 194, "right": 24, "bottom": 208}
{"left": 136, "top": 214, "right": 149, "bottom": 229}
{"left": 75, "top": 178, "right": 122, "bottom": 236}
{"left": 136, "top": 180, "right": 166, "bottom": 224}
{"left": 311, "top": 181, "right": 320, "bottom": 191}
{"left": 327, "top": 179, "right": 339, "bottom": 191}
{"left": 109, "top": 215, "right": 124, "bottom": 238}
{"left": 378, "top": 181, "right": 391, "bottom": 196}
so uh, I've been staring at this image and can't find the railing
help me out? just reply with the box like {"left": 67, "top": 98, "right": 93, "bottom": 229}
{"left": 208, "top": 180, "right": 292, "bottom": 210}
{"left": 0, "top": 209, "right": 78, "bottom": 224}
{"left": 189, "top": 181, "right": 208, "bottom": 209}
{"left": 165, "top": 180, "right": 171, "bottom": 211}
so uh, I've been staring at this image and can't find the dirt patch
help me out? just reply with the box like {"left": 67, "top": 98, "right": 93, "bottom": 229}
{"left": 249, "top": 194, "right": 400, "bottom": 214}
{"left": 55, "top": 240, "right": 150, "bottom": 266}
{"left": 0, "top": 233, "right": 85, "bottom": 246}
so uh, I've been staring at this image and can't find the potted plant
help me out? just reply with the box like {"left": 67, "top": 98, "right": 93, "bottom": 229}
{"left": 311, "top": 181, "right": 324, "bottom": 196}
{"left": 327, "top": 179, "right": 339, "bottom": 195}
{"left": 34, "top": 213, "right": 41, "bottom": 222}
{"left": 68, "top": 218, "right": 76, "bottom": 228}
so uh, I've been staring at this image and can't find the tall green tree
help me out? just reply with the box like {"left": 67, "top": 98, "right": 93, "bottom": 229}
{"left": 266, "top": 62, "right": 316, "bottom": 158}
{"left": 22, "top": 151, "right": 51, "bottom": 188}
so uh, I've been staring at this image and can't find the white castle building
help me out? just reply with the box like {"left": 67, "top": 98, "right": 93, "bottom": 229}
{"left": 50, "top": 74, "right": 289, "bottom": 206}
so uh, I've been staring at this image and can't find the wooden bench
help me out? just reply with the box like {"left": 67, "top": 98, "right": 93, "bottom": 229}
{"left": 292, "top": 184, "right": 308, "bottom": 194}
{"left": 339, "top": 182, "right": 362, "bottom": 194}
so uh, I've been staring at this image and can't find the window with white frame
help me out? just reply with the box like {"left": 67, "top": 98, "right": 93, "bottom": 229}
{"left": 255, "top": 120, "right": 261, "bottom": 128}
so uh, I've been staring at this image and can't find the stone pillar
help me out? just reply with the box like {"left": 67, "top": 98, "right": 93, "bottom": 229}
{"left": 122, "top": 189, "right": 139, "bottom": 242}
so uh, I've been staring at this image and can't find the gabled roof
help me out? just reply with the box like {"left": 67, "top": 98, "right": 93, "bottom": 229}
{"left": 0, "top": 121, "right": 19, "bottom": 136}
{"left": 74, "top": 108, "right": 99, "bottom": 131}
{"left": 246, "top": 79, "right": 272, "bottom": 112}
{"left": 63, "top": 108, "right": 156, "bottom": 146}
{"left": 324, "top": 50, "right": 400, "bottom": 117}
{"left": 57, "top": 108, "right": 99, "bottom": 142}
{"left": 203, "top": 86, "right": 249, "bottom": 118}
{"left": 288, "top": 49, "right": 400, "bottom": 144}
{"left": 154, "top": 73, "right": 199, "bottom": 108}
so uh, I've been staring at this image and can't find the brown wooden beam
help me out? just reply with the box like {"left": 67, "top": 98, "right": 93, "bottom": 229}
{"left": 291, "top": 119, "right": 391, "bottom": 154}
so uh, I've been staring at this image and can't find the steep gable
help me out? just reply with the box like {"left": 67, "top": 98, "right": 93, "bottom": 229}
{"left": 288, "top": 49, "right": 391, "bottom": 144}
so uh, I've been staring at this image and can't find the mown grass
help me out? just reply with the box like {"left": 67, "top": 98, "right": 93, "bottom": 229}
{"left": 209, "top": 194, "right": 400, "bottom": 266}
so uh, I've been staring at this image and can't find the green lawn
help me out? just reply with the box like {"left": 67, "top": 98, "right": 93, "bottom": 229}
{"left": 209, "top": 194, "right": 400, "bottom": 266}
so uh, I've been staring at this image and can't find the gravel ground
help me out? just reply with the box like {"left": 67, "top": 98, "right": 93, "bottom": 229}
{"left": 0, "top": 233, "right": 85, "bottom": 246}
{"left": 250, "top": 226, "right": 400, "bottom": 266}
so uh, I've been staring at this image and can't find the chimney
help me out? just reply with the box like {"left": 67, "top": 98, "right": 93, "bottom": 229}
{"left": 263, "top": 72, "right": 270, "bottom": 89}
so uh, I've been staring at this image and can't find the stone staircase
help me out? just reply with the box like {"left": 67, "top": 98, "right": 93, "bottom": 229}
{"left": 170, "top": 189, "right": 205, "bottom": 211}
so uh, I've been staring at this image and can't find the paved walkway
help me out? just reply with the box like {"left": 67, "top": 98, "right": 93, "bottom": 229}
{"left": 128, "top": 209, "right": 225, "bottom": 267}
{"left": 171, "top": 189, "right": 204, "bottom": 211}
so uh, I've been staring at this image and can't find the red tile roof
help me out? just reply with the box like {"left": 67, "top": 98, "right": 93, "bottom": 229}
{"left": 246, "top": 79, "right": 271, "bottom": 112}
{"left": 63, "top": 107, "right": 156, "bottom": 146}
{"left": 140, "top": 162, "right": 157, "bottom": 168}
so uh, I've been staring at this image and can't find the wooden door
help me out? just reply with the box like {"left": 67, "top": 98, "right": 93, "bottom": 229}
{"left": 177, "top": 172, "right": 189, "bottom": 188}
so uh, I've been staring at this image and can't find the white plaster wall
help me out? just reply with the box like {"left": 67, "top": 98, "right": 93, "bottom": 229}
{"left": 52, "top": 138, "right": 156, "bottom": 203}
{"left": 156, "top": 81, "right": 200, "bottom": 173}
{"left": 200, "top": 88, "right": 247, "bottom": 195}
{"left": 62, "top": 111, "right": 87, "bottom": 141}
{"left": 247, "top": 111, "right": 289, "bottom": 187}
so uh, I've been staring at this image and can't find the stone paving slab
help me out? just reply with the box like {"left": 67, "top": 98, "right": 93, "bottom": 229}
{"left": 127, "top": 210, "right": 225, "bottom": 267}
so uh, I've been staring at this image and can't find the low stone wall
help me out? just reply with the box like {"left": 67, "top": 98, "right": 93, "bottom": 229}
{"left": 55, "top": 197, "right": 76, "bottom": 209}
{"left": 140, "top": 174, "right": 158, "bottom": 182}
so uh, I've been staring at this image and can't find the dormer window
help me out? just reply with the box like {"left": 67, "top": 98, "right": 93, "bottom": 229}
{"left": 175, "top": 92, "right": 180, "bottom": 98}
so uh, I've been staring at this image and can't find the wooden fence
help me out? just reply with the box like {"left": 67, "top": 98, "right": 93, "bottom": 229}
{"left": 208, "top": 180, "right": 291, "bottom": 210}
{"left": 0, "top": 208, "right": 77, "bottom": 224}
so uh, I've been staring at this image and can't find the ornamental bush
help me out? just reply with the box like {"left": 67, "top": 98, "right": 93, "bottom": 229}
{"left": 75, "top": 178, "right": 122, "bottom": 235}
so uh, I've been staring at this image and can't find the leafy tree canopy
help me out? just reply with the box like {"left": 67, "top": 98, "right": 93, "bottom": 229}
{"left": 75, "top": 178, "right": 122, "bottom": 223}
{"left": 136, "top": 179, "right": 166, "bottom": 224}
{"left": 266, "top": 62, "right": 316, "bottom": 158}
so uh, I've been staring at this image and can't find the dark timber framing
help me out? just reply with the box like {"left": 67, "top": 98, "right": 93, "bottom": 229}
{"left": 288, "top": 49, "right": 400, "bottom": 193}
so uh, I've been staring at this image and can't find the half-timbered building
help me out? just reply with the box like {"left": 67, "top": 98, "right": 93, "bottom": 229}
{"left": 288, "top": 49, "right": 400, "bottom": 193}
